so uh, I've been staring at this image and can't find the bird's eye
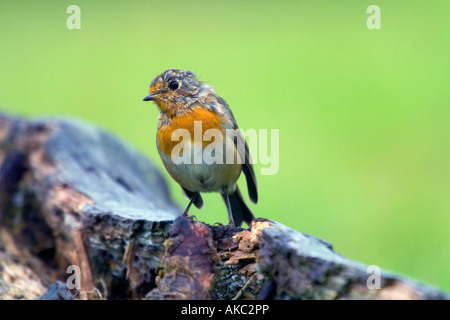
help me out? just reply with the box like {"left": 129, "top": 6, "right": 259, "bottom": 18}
{"left": 168, "top": 81, "right": 179, "bottom": 91}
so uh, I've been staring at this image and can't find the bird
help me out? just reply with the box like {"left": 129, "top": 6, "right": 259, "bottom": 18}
{"left": 143, "top": 68, "right": 258, "bottom": 227}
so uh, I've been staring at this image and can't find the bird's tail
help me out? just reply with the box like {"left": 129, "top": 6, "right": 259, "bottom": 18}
{"left": 222, "top": 186, "right": 255, "bottom": 227}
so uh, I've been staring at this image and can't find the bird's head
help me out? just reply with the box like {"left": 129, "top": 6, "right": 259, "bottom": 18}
{"left": 143, "top": 68, "right": 202, "bottom": 116}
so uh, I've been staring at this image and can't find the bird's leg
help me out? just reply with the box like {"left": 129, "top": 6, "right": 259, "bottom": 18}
{"left": 182, "top": 192, "right": 198, "bottom": 217}
{"left": 223, "top": 189, "right": 236, "bottom": 227}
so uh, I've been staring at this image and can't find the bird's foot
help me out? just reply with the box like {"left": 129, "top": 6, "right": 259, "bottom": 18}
{"left": 181, "top": 212, "right": 197, "bottom": 223}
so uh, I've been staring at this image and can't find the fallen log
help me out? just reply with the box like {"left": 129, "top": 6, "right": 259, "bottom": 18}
{"left": 0, "top": 113, "right": 447, "bottom": 300}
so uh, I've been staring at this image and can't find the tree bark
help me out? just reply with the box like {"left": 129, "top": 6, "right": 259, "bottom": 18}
{"left": 0, "top": 113, "right": 448, "bottom": 300}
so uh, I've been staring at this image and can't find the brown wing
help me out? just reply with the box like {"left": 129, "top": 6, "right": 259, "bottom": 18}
{"left": 215, "top": 96, "right": 258, "bottom": 204}
{"left": 234, "top": 128, "right": 258, "bottom": 204}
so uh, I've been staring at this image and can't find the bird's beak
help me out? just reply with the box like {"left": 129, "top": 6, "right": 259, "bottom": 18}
{"left": 143, "top": 93, "right": 155, "bottom": 101}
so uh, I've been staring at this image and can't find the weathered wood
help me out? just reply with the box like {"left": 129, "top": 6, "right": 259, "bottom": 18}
{"left": 39, "top": 281, "right": 74, "bottom": 300}
{"left": 145, "top": 217, "right": 217, "bottom": 300}
{"left": 258, "top": 222, "right": 449, "bottom": 300}
{"left": 0, "top": 113, "right": 179, "bottom": 299}
{"left": 0, "top": 113, "right": 448, "bottom": 300}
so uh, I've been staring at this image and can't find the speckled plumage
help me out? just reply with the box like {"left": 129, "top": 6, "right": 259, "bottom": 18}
{"left": 143, "top": 69, "right": 258, "bottom": 226}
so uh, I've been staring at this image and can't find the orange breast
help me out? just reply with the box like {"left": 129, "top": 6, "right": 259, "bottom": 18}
{"left": 158, "top": 107, "right": 224, "bottom": 156}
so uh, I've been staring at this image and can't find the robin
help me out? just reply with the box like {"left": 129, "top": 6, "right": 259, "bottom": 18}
{"left": 143, "top": 68, "right": 258, "bottom": 226}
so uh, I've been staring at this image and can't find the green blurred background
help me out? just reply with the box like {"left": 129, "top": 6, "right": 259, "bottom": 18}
{"left": 1, "top": 0, "right": 449, "bottom": 291}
